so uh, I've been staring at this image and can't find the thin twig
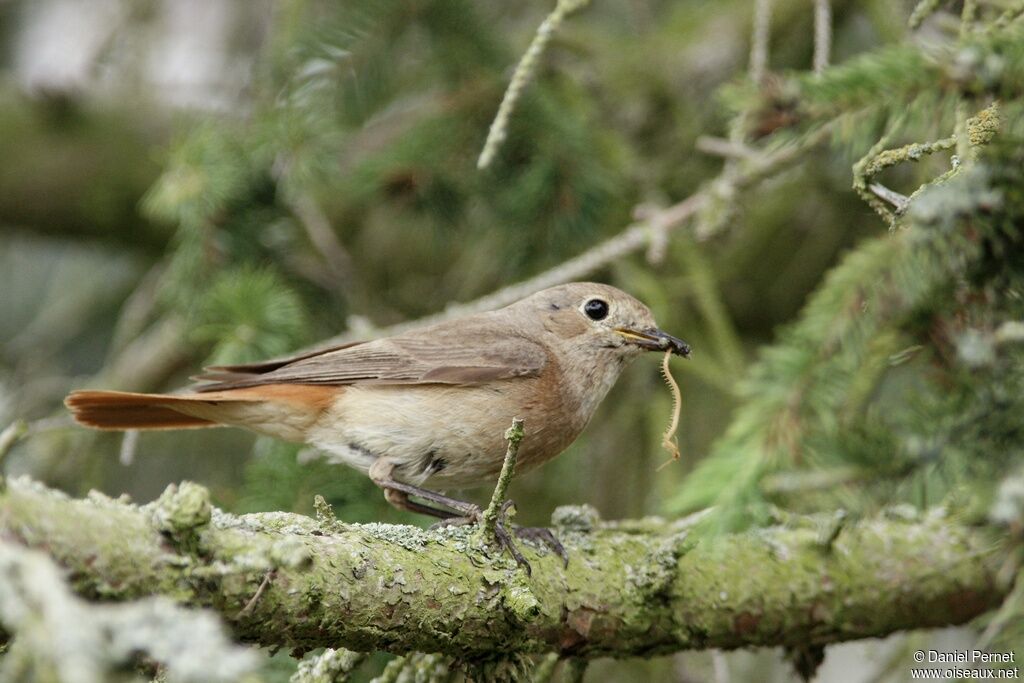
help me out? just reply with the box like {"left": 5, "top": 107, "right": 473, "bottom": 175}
{"left": 696, "top": 123, "right": 835, "bottom": 239}
{"left": 954, "top": 0, "right": 976, "bottom": 164}
{"left": 852, "top": 115, "right": 908, "bottom": 224}
{"left": 813, "top": 0, "right": 832, "bottom": 75}
{"left": 119, "top": 429, "right": 140, "bottom": 467}
{"left": 236, "top": 570, "right": 275, "bottom": 619}
{"left": 107, "top": 262, "right": 166, "bottom": 357}
{"left": 645, "top": 220, "right": 670, "bottom": 264}
{"left": 96, "top": 315, "right": 188, "bottom": 391}
{"left": 749, "top": 0, "right": 773, "bottom": 84}
{"left": 480, "top": 418, "right": 525, "bottom": 539}
{"left": 695, "top": 136, "right": 754, "bottom": 159}
{"left": 908, "top": 0, "right": 945, "bottom": 30}
{"left": 852, "top": 103, "right": 1000, "bottom": 224}
{"left": 0, "top": 421, "right": 28, "bottom": 462}
{"left": 761, "top": 466, "right": 873, "bottom": 494}
{"left": 868, "top": 183, "right": 909, "bottom": 210}
{"left": 477, "top": 0, "right": 592, "bottom": 169}
{"left": 960, "top": 0, "right": 978, "bottom": 34}
{"left": 0, "top": 416, "right": 75, "bottom": 463}
{"left": 287, "top": 192, "right": 358, "bottom": 293}
{"left": 816, "top": 509, "right": 849, "bottom": 552}
{"left": 994, "top": 0, "right": 1024, "bottom": 30}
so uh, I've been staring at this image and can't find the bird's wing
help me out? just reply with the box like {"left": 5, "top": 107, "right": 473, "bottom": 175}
{"left": 194, "top": 317, "right": 547, "bottom": 391}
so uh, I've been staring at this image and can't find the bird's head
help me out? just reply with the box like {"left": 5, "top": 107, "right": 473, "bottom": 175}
{"left": 517, "top": 282, "right": 690, "bottom": 361}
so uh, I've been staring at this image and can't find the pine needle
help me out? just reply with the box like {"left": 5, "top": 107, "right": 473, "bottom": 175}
{"left": 657, "top": 348, "right": 683, "bottom": 471}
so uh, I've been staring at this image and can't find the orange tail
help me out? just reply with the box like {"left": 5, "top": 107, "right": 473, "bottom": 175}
{"left": 66, "top": 385, "right": 340, "bottom": 434}
{"left": 64, "top": 391, "right": 220, "bottom": 430}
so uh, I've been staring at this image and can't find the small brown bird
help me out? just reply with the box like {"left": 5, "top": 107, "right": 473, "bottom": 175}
{"left": 66, "top": 282, "right": 689, "bottom": 569}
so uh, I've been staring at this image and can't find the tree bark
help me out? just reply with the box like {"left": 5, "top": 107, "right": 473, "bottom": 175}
{"left": 0, "top": 476, "right": 1007, "bottom": 659}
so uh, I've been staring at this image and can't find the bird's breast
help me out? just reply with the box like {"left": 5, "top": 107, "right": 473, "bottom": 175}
{"left": 308, "top": 371, "right": 593, "bottom": 490}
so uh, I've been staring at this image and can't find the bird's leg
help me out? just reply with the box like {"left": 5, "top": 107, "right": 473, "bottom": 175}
{"left": 369, "top": 458, "right": 480, "bottom": 518}
{"left": 369, "top": 458, "right": 540, "bottom": 572}
{"left": 484, "top": 502, "right": 567, "bottom": 569}
{"left": 432, "top": 499, "right": 531, "bottom": 573}
{"left": 438, "top": 499, "right": 565, "bottom": 574}
{"left": 382, "top": 488, "right": 459, "bottom": 520}
{"left": 368, "top": 459, "right": 567, "bottom": 572}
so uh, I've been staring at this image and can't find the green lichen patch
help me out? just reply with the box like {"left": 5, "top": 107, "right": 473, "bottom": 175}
{"left": 551, "top": 504, "right": 601, "bottom": 533}
{"left": 149, "top": 481, "right": 212, "bottom": 535}
{"left": 358, "top": 522, "right": 432, "bottom": 550}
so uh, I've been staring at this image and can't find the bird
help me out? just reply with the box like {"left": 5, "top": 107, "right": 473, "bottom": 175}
{"left": 65, "top": 282, "right": 689, "bottom": 571}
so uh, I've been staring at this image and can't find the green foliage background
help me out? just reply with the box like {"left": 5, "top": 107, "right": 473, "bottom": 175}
{"left": 1, "top": 0, "right": 1023, "bottom": 680}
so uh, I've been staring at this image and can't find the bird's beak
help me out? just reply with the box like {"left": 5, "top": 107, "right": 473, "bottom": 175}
{"left": 615, "top": 327, "right": 691, "bottom": 357}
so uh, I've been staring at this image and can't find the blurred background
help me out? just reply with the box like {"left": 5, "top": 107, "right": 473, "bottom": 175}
{"left": 0, "top": 0, "right": 1017, "bottom": 681}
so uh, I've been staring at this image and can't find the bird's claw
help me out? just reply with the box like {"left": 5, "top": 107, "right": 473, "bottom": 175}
{"left": 514, "top": 526, "right": 569, "bottom": 568}
{"left": 429, "top": 505, "right": 482, "bottom": 530}
{"left": 429, "top": 499, "right": 568, "bottom": 575}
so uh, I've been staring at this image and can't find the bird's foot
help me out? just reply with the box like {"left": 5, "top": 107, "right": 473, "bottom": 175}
{"left": 429, "top": 506, "right": 482, "bottom": 530}
{"left": 430, "top": 500, "right": 568, "bottom": 574}
{"left": 513, "top": 526, "right": 569, "bottom": 568}
{"left": 431, "top": 501, "right": 530, "bottom": 572}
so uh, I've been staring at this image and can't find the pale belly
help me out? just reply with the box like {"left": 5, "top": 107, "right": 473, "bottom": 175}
{"left": 307, "top": 382, "right": 583, "bottom": 490}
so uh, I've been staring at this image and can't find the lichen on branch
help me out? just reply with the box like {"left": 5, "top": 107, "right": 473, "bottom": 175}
{"left": 0, "top": 476, "right": 1009, "bottom": 661}
{"left": 0, "top": 539, "right": 259, "bottom": 683}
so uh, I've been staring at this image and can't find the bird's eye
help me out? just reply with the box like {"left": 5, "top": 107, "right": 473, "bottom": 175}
{"left": 583, "top": 299, "right": 609, "bottom": 321}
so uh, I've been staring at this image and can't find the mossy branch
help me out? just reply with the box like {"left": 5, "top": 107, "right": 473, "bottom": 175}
{"left": 0, "top": 540, "right": 259, "bottom": 682}
{"left": 0, "top": 476, "right": 1009, "bottom": 660}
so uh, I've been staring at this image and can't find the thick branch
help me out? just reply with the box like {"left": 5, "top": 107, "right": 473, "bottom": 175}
{"left": 0, "top": 477, "right": 1007, "bottom": 659}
